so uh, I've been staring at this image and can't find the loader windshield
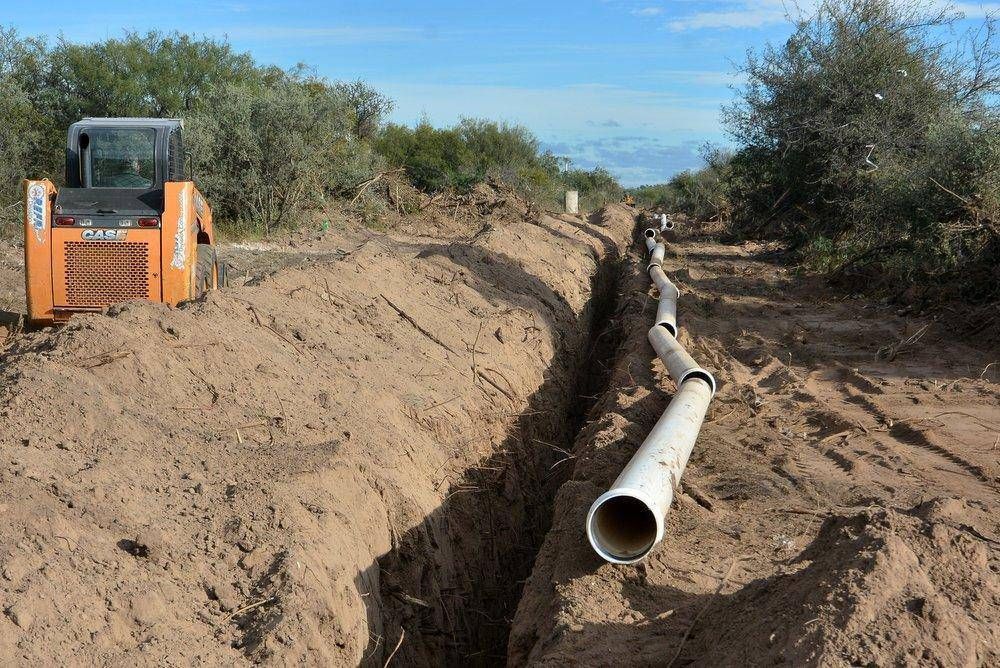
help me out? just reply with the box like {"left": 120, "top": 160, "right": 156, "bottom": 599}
{"left": 85, "top": 128, "right": 156, "bottom": 189}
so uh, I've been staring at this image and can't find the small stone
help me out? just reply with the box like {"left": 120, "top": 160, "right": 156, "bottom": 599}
{"left": 211, "top": 581, "right": 240, "bottom": 612}
{"left": 6, "top": 600, "right": 34, "bottom": 629}
{"left": 131, "top": 590, "right": 166, "bottom": 626}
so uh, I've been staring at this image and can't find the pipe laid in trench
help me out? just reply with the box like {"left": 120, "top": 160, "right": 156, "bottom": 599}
{"left": 586, "top": 376, "right": 713, "bottom": 563}
{"left": 647, "top": 243, "right": 665, "bottom": 270}
{"left": 649, "top": 265, "right": 679, "bottom": 337}
{"left": 586, "top": 226, "right": 715, "bottom": 564}
{"left": 647, "top": 325, "right": 715, "bottom": 394}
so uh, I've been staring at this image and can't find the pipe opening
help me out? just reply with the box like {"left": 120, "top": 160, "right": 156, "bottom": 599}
{"left": 655, "top": 321, "right": 677, "bottom": 338}
{"left": 643, "top": 228, "right": 657, "bottom": 239}
{"left": 663, "top": 220, "right": 675, "bottom": 231}
{"left": 589, "top": 494, "right": 658, "bottom": 562}
{"left": 680, "top": 369, "right": 717, "bottom": 397}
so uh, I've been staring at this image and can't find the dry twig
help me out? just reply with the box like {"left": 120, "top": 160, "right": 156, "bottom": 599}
{"left": 218, "top": 596, "right": 277, "bottom": 625}
{"left": 383, "top": 628, "right": 406, "bottom": 667}
{"left": 381, "top": 294, "right": 457, "bottom": 353}
{"left": 876, "top": 323, "right": 930, "bottom": 361}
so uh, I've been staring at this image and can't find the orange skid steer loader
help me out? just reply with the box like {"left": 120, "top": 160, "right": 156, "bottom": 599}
{"left": 24, "top": 118, "right": 223, "bottom": 327}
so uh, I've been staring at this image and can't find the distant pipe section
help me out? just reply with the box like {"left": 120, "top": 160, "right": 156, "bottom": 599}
{"left": 647, "top": 243, "right": 665, "bottom": 270}
{"left": 649, "top": 266, "right": 679, "bottom": 336}
{"left": 586, "top": 226, "right": 716, "bottom": 564}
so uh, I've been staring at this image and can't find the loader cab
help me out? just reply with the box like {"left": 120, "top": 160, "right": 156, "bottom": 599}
{"left": 57, "top": 118, "right": 186, "bottom": 221}
{"left": 24, "top": 117, "right": 218, "bottom": 327}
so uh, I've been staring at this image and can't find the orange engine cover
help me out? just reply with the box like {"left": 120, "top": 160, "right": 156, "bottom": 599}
{"left": 51, "top": 228, "right": 162, "bottom": 310}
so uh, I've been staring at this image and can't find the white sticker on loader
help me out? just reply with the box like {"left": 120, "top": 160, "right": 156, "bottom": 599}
{"left": 27, "top": 183, "right": 47, "bottom": 243}
{"left": 171, "top": 189, "right": 188, "bottom": 270}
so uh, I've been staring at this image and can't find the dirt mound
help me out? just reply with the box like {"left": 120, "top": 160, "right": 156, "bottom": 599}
{"left": 509, "top": 223, "right": 1000, "bottom": 667}
{"left": 0, "top": 205, "right": 634, "bottom": 665}
{"left": 687, "top": 499, "right": 998, "bottom": 666}
{"left": 2, "top": 202, "right": 998, "bottom": 666}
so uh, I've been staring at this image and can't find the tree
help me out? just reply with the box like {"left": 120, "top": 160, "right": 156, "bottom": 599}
{"left": 724, "top": 0, "right": 999, "bottom": 295}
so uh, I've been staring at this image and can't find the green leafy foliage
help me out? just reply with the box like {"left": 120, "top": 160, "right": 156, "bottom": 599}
{"left": 722, "top": 0, "right": 999, "bottom": 297}
{"left": 375, "top": 118, "right": 619, "bottom": 209}
{"left": 630, "top": 146, "right": 732, "bottom": 220}
{"left": 0, "top": 28, "right": 620, "bottom": 237}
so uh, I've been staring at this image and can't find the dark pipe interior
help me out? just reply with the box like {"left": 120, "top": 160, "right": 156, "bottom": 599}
{"left": 590, "top": 495, "right": 657, "bottom": 560}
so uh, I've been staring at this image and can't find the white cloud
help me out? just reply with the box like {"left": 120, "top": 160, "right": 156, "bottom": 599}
{"left": 667, "top": 1, "right": 786, "bottom": 31}
{"left": 665, "top": 0, "right": 821, "bottom": 32}
{"left": 667, "top": 0, "right": 997, "bottom": 32}
{"left": 630, "top": 69, "right": 747, "bottom": 86}
{"left": 378, "top": 81, "right": 723, "bottom": 136}
{"left": 631, "top": 7, "right": 664, "bottom": 17}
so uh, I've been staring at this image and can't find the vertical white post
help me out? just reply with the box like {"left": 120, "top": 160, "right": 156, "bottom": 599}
{"left": 565, "top": 190, "right": 579, "bottom": 214}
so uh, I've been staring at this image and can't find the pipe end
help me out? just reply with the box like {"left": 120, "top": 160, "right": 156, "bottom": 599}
{"left": 655, "top": 321, "right": 677, "bottom": 338}
{"left": 587, "top": 490, "right": 664, "bottom": 564}
{"left": 680, "top": 368, "right": 717, "bottom": 397}
{"left": 643, "top": 228, "right": 657, "bottom": 239}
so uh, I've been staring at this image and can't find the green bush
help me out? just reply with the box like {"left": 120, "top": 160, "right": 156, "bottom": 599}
{"left": 375, "top": 118, "right": 621, "bottom": 211}
{"left": 723, "top": 0, "right": 999, "bottom": 296}
{"left": 0, "top": 27, "right": 622, "bottom": 236}
{"left": 631, "top": 146, "right": 731, "bottom": 220}
{"left": 563, "top": 166, "right": 623, "bottom": 211}
{"left": 375, "top": 121, "right": 476, "bottom": 192}
{"left": 189, "top": 77, "right": 375, "bottom": 233}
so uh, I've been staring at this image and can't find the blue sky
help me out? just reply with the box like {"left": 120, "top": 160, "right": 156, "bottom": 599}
{"left": 5, "top": 1, "right": 998, "bottom": 185}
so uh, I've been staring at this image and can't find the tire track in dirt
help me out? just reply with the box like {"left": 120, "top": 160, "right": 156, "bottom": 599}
{"left": 510, "top": 226, "right": 1000, "bottom": 666}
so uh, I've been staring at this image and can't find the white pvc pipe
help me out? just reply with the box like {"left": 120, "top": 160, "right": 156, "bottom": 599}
{"left": 586, "top": 377, "right": 714, "bottom": 564}
{"left": 647, "top": 243, "right": 665, "bottom": 269}
{"left": 660, "top": 214, "right": 674, "bottom": 231}
{"left": 655, "top": 299, "right": 677, "bottom": 338}
{"left": 565, "top": 190, "right": 579, "bottom": 214}
{"left": 647, "top": 325, "right": 716, "bottom": 395}
{"left": 648, "top": 265, "right": 674, "bottom": 294}
{"left": 648, "top": 266, "right": 679, "bottom": 336}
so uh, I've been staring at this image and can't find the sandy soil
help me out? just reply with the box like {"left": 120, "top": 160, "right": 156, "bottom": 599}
{"left": 510, "top": 226, "right": 999, "bottom": 667}
{"left": 0, "top": 200, "right": 634, "bottom": 665}
{"left": 0, "top": 203, "right": 997, "bottom": 666}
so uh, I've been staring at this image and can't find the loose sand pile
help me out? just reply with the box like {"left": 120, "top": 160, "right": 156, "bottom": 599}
{"left": 0, "top": 203, "right": 633, "bottom": 665}
{"left": 1, "top": 201, "right": 997, "bottom": 666}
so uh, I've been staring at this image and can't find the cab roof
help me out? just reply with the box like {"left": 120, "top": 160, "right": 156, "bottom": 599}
{"left": 72, "top": 118, "right": 183, "bottom": 131}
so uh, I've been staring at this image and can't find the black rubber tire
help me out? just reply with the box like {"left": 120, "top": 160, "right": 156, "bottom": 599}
{"left": 194, "top": 244, "right": 216, "bottom": 298}
{"left": 218, "top": 260, "right": 230, "bottom": 288}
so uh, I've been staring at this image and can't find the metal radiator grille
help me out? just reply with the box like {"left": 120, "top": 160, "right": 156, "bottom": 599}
{"left": 62, "top": 241, "right": 152, "bottom": 307}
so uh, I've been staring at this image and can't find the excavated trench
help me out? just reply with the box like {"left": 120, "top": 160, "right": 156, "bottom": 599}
{"left": 366, "top": 229, "right": 633, "bottom": 665}
{"left": 0, "top": 205, "right": 644, "bottom": 666}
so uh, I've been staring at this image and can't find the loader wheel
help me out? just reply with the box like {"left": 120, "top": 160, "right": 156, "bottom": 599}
{"left": 194, "top": 244, "right": 217, "bottom": 297}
